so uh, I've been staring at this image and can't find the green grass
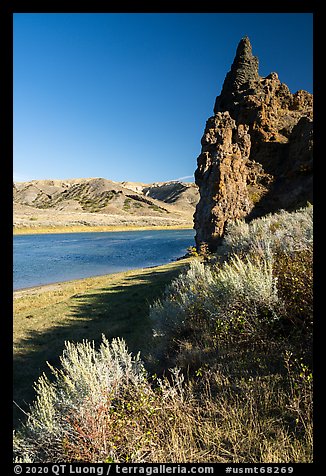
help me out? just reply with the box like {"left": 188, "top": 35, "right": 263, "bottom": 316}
{"left": 13, "top": 259, "right": 192, "bottom": 428}
{"left": 123, "top": 198, "right": 132, "bottom": 210}
{"left": 149, "top": 204, "right": 167, "bottom": 213}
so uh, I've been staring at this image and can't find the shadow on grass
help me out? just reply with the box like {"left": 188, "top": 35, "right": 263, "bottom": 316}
{"left": 14, "top": 262, "right": 188, "bottom": 429}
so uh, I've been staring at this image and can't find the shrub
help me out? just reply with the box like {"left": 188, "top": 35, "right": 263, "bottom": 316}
{"left": 151, "top": 254, "right": 278, "bottom": 330}
{"left": 274, "top": 250, "right": 313, "bottom": 324}
{"left": 14, "top": 337, "right": 151, "bottom": 462}
{"left": 150, "top": 260, "right": 215, "bottom": 335}
{"left": 150, "top": 205, "right": 313, "bottom": 369}
{"left": 216, "top": 254, "right": 278, "bottom": 310}
{"left": 271, "top": 248, "right": 313, "bottom": 356}
{"left": 14, "top": 336, "right": 207, "bottom": 463}
{"left": 150, "top": 252, "right": 280, "bottom": 371}
{"left": 223, "top": 206, "right": 313, "bottom": 257}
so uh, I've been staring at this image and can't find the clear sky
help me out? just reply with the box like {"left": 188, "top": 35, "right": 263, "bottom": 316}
{"left": 13, "top": 13, "right": 313, "bottom": 184}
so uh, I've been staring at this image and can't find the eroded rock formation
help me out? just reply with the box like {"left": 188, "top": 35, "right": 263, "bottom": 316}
{"left": 194, "top": 36, "right": 313, "bottom": 253}
{"left": 194, "top": 112, "right": 252, "bottom": 254}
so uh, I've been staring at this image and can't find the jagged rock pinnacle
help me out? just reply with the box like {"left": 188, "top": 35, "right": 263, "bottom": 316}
{"left": 235, "top": 36, "right": 254, "bottom": 59}
{"left": 214, "top": 36, "right": 259, "bottom": 114}
{"left": 232, "top": 36, "right": 259, "bottom": 85}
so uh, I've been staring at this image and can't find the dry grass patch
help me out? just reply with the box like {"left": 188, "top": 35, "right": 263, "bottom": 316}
{"left": 13, "top": 224, "right": 193, "bottom": 235}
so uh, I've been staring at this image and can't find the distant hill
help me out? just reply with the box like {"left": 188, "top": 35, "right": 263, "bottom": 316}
{"left": 13, "top": 178, "right": 199, "bottom": 229}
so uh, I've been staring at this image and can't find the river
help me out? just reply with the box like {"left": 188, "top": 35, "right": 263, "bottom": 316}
{"left": 13, "top": 228, "right": 195, "bottom": 290}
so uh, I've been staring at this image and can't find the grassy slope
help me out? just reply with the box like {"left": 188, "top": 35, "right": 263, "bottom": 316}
{"left": 13, "top": 259, "right": 192, "bottom": 428}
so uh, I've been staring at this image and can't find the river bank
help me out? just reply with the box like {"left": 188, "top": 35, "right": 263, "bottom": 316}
{"left": 13, "top": 223, "right": 194, "bottom": 235}
{"left": 13, "top": 258, "right": 192, "bottom": 428}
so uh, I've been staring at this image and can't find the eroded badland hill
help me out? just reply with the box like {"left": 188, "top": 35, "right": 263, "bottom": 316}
{"left": 13, "top": 178, "right": 199, "bottom": 230}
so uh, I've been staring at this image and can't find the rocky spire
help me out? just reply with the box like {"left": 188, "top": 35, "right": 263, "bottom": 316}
{"left": 214, "top": 36, "right": 259, "bottom": 114}
{"left": 193, "top": 37, "right": 313, "bottom": 254}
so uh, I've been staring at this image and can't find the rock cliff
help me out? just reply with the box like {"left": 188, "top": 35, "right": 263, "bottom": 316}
{"left": 194, "top": 36, "right": 313, "bottom": 253}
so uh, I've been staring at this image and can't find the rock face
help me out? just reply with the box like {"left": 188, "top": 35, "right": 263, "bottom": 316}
{"left": 194, "top": 36, "right": 313, "bottom": 253}
{"left": 194, "top": 113, "right": 252, "bottom": 253}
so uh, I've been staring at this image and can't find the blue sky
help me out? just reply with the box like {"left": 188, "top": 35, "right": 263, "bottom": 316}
{"left": 13, "top": 13, "right": 313, "bottom": 184}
